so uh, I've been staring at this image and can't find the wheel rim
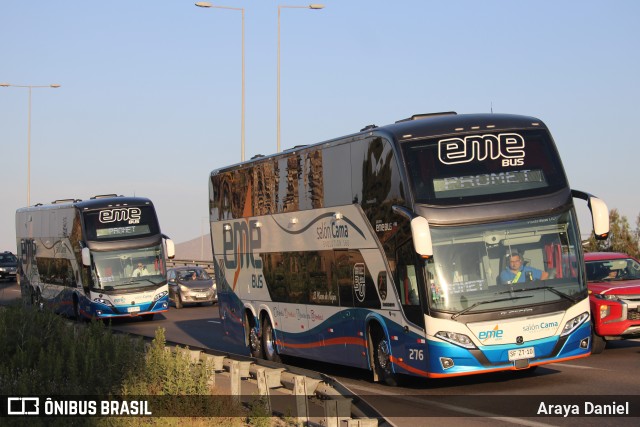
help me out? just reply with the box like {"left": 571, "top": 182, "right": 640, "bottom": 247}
{"left": 264, "top": 323, "right": 276, "bottom": 359}
{"left": 249, "top": 327, "right": 260, "bottom": 353}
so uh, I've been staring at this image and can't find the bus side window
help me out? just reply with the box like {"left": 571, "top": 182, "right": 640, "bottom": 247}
{"left": 335, "top": 250, "right": 354, "bottom": 307}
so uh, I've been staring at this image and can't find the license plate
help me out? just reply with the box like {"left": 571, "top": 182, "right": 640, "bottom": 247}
{"left": 508, "top": 346, "right": 535, "bottom": 361}
{"left": 195, "top": 293, "right": 207, "bottom": 299}
{"left": 127, "top": 306, "right": 140, "bottom": 313}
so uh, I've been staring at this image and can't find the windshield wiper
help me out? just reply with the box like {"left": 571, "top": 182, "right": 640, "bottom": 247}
{"left": 499, "top": 286, "right": 578, "bottom": 303}
{"left": 451, "top": 295, "right": 532, "bottom": 320}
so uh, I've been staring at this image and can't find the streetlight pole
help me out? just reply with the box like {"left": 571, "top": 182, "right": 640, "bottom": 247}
{"left": 0, "top": 82, "right": 61, "bottom": 206}
{"left": 195, "top": 2, "right": 245, "bottom": 162}
{"left": 277, "top": 4, "right": 324, "bottom": 153}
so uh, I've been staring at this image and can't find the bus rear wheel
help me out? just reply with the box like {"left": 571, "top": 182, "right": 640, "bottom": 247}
{"left": 261, "top": 317, "right": 281, "bottom": 363}
{"left": 245, "top": 313, "right": 262, "bottom": 359}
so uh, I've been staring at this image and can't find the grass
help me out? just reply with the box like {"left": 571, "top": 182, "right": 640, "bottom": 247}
{"left": 0, "top": 303, "right": 293, "bottom": 427}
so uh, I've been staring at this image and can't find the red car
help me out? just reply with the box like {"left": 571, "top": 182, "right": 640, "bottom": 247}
{"left": 585, "top": 252, "right": 640, "bottom": 353}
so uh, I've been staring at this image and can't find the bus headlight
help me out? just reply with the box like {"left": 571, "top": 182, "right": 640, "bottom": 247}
{"left": 560, "top": 312, "right": 589, "bottom": 337}
{"left": 435, "top": 331, "right": 477, "bottom": 349}
{"left": 93, "top": 298, "right": 114, "bottom": 307}
{"left": 154, "top": 290, "right": 168, "bottom": 301}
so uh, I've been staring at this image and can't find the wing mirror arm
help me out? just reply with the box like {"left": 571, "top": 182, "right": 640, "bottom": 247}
{"left": 571, "top": 190, "right": 610, "bottom": 240}
{"left": 392, "top": 205, "right": 433, "bottom": 257}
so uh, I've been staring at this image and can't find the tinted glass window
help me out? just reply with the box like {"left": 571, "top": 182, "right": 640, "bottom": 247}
{"left": 403, "top": 130, "right": 567, "bottom": 205}
{"left": 83, "top": 205, "right": 160, "bottom": 241}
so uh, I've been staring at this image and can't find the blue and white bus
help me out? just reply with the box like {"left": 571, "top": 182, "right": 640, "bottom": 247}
{"left": 16, "top": 195, "right": 175, "bottom": 320}
{"left": 209, "top": 112, "right": 609, "bottom": 384}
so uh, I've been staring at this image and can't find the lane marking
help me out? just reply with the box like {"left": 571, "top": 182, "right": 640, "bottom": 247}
{"left": 552, "top": 363, "right": 607, "bottom": 370}
{"left": 346, "top": 383, "right": 558, "bottom": 427}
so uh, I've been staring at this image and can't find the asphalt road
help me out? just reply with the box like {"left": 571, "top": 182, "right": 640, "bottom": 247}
{"left": 2, "top": 280, "right": 639, "bottom": 426}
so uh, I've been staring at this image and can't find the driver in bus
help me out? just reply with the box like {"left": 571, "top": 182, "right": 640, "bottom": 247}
{"left": 132, "top": 262, "right": 150, "bottom": 277}
{"left": 499, "top": 252, "right": 548, "bottom": 285}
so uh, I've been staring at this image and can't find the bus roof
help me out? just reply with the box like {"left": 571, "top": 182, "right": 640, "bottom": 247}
{"left": 17, "top": 196, "right": 153, "bottom": 212}
{"left": 211, "top": 112, "right": 547, "bottom": 175}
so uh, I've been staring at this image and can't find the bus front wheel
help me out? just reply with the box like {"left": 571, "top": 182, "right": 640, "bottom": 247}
{"left": 261, "top": 317, "right": 281, "bottom": 363}
{"left": 73, "top": 296, "right": 82, "bottom": 321}
{"left": 32, "top": 288, "right": 43, "bottom": 311}
{"left": 373, "top": 331, "right": 399, "bottom": 386}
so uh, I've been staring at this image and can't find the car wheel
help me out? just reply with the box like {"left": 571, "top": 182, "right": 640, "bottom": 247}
{"left": 591, "top": 331, "right": 606, "bottom": 354}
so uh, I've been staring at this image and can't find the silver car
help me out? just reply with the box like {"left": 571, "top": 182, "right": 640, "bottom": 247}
{"left": 167, "top": 266, "right": 217, "bottom": 308}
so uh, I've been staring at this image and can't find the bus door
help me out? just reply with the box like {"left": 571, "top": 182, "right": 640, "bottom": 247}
{"left": 396, "top": 241, "right": 426, "bottom": 329}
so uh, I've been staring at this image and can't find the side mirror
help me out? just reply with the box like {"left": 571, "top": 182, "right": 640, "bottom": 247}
{"left": 589, "top": 197, "right": 609, "bottom": 240}
{"left": 165, "top": 238, "right": 175, "bottom": 260}
{"left": 411, "top": 216, "right": 433, "bottom": 257}
{"left": 81, "top": 247, "right": 91, "bottom": 267}
{"left": 572, "top": 190, "right": 610, "bottom": 240}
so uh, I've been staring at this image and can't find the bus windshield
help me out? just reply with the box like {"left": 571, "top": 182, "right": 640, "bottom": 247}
{"left": 424, "top": 210, "right": 585, "bottom": 314}
{"left": 92, "top": 245, "right": 166, "bottom": 290}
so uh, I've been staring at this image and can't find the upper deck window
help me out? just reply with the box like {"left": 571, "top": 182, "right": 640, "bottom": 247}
{"left": 83, "top": 205, "right": 159, "bottom": 241}
{"left": 403, "top": 130, "right": 567, "bottom": 205}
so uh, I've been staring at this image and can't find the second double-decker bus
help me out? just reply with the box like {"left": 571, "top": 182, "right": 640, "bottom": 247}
{"left": 209, "top": 112, "right": 609, "bottom": 384}
{"left": 16, "top": 195, "right": 175, "bottom": 320}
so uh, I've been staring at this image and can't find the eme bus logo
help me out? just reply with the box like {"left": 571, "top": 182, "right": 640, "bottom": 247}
{"left": 438, "top": 133, "right": 526, "bottom": 167}
{"left": 478, "top": 325, "right": 504, "bottom": 341}
{"left": 99, "top": 207, "right": 142, "bottom": 225}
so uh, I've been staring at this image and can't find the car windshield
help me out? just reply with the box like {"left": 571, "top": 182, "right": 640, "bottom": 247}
{"left": 92, "top": 244, "right": 166, "bottom": 290}
{"left": 179, "top": 269, "right": 210, "bottom": 281}
{"left": 422, "top": 210, "right": 586, "bottom": 314}
{"left": 0, "top": 253, "right": 17, "bottom": 263}
{"left": 585, "top": 258, "right": 640, "bottom": 282}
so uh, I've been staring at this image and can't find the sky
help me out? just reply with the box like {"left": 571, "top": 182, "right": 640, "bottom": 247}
{"left": 1, "top": 0, "right": 639, "bottom": 251}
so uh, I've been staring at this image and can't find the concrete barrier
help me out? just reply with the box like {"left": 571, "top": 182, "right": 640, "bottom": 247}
{"left": 197, "top": 351, "right": 380, "bottom": 426}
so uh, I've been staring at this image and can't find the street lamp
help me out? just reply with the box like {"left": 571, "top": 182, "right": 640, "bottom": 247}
{"left": 195, "top": 1, "right": 246, "bottom": 162}
{"left": 277, "top": 4, "right": 324, "bottom": 153}
{"left": 0, "top": 82, "right": 61, "bottom": 206}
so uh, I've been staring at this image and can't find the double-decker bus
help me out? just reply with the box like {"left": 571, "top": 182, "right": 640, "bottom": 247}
{"left": 209, "top": 112, "right": 609, "bottom": 384}
{"left": 16, "top": 195, "right": 175, "bottom": 320}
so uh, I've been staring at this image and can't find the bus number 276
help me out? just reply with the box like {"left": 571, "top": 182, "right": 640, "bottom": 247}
{"left": 252, "top": 274, "right": 264, "bottom": 289}
{"left": 409, "top": 349, "right": 424, "bottom": 361}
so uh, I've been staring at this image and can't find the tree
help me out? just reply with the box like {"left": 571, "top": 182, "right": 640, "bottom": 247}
{"left": 584, "top": 209, "right": 640, "bottom": 259}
